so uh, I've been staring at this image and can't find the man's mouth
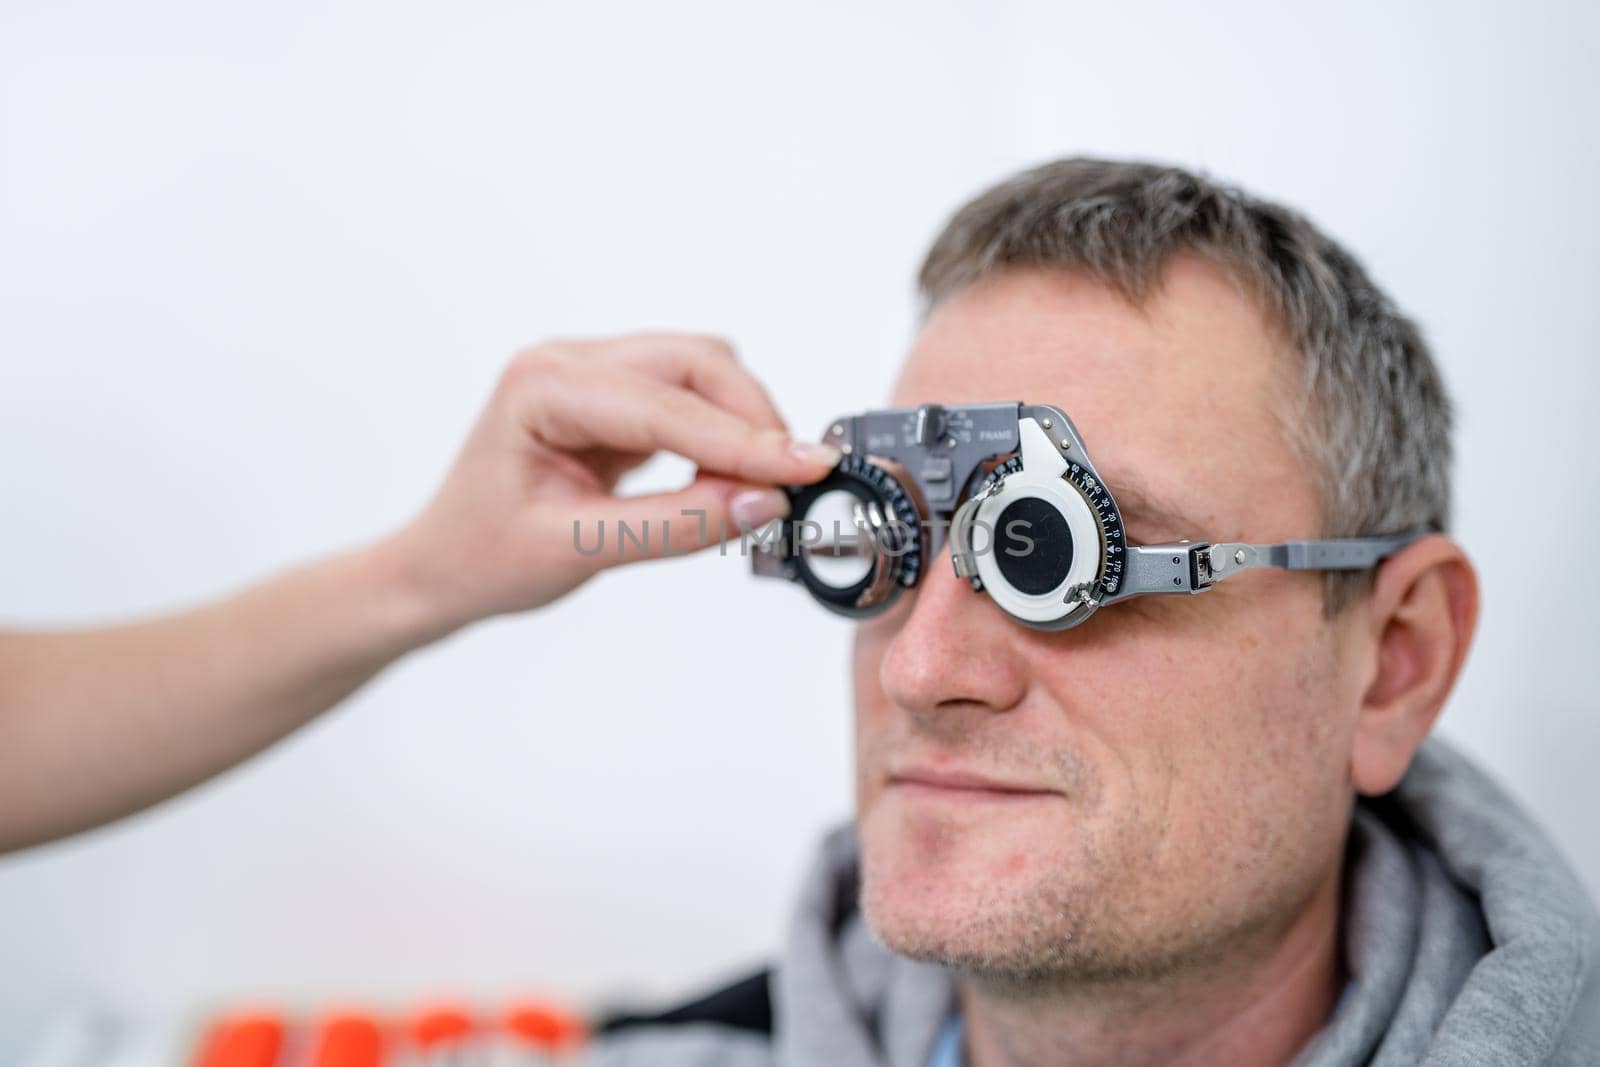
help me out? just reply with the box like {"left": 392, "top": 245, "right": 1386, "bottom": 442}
{"left": 886, "top": 765, "right": 1058, "bottom": 801}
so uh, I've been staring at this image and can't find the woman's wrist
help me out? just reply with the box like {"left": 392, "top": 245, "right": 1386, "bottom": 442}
{"left": 345, "top": 528, "right": 474, "bottom": 659}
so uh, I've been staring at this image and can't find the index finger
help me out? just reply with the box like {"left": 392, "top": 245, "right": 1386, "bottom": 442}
{"left": 517, "top": 359, "right": 840, "bottom": 485}
{"left": 576, "top": 333, "right": 791, "bottom": 436}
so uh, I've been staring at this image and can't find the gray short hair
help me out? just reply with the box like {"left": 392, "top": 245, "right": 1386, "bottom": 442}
{"left": 917, "top": 157, "right": 1452, "bottom": 613}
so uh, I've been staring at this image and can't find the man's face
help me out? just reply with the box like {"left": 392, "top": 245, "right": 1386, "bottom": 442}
{"left": 853, "top": 258, "right": 1366, "bottom": 982}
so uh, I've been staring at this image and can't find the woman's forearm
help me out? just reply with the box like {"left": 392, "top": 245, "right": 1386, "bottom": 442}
{"left": 0, "top": 536, "right": 448, "bottom": 854}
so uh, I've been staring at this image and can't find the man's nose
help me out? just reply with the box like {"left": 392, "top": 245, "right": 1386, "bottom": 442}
{"left": 877, "top": 559, "right": 1029, "bottom": 716}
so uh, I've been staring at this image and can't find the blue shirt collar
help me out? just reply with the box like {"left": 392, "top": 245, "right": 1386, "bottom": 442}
{"left": 926, "top": 979, "right": 1356, "bottom": 1066}
{"left": 928, "top": 1012, "right": 965, "bottom": 1067}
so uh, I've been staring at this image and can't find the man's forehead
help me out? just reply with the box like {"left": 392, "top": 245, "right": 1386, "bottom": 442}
{"left": 887, "top": 264, "right": 1319, "bottom": 541}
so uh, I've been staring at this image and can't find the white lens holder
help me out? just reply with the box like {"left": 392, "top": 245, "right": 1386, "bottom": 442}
{"left": 966, "top": 416, "right": 1104, "bottom": 627}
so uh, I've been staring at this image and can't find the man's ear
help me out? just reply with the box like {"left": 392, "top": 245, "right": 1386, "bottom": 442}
{"left": 1349, "top": 534, "right": 1480, "bottom": 797}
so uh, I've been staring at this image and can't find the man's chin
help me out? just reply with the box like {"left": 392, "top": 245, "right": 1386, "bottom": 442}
{"left": 855, "top": 803, "right": 1071, "bottom": 971}
{"left": 858, "top": 790, "right": 1068, "bottom": 889}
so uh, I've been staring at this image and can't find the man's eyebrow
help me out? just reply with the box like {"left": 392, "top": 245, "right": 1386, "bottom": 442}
{"left": 1098, "top": 474, "right": 1205, "bottom": 539}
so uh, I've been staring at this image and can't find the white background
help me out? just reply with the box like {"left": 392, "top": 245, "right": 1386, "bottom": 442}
{"left": 2, "top": 0, "right": 1597, "bottom": 1051}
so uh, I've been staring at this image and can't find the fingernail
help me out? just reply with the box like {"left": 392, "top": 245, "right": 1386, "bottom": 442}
{"left": 788, "top": 438, "right": 843, "bottom": 467}
{"left": 730, "top": 488, "right": 790, "bottom": 531}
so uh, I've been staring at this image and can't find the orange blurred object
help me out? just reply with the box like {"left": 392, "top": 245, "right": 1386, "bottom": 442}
{"left": 505, "top": 1000, "right": 588, "bottom": 1050}
{"left": 191, "top": 1013, "right": 286, "bottom": 1067}
{"left": 408, "top": 1004, "right": 475, "bottom": 1048}
{"left": 308, "top": 1013, "right": 385, "bottom": 1067}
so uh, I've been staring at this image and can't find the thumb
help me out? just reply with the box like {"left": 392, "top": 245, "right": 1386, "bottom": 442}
{"left": 564, "top": 475, "right": 790, "bottom": 569}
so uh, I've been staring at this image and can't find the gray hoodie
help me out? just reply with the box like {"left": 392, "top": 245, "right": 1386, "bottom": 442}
{"left": 586, "top": 739, "right": 1600, "bottom": 1065}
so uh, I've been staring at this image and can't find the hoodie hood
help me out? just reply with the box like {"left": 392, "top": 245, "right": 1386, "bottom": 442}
{"left": 770, "top": 737, "right": 1600, "bottom": 1066}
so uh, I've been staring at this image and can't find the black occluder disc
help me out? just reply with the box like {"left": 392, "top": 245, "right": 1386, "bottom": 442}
{"left": 995, "top": 496, "right": 1074, "bottom": 596}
